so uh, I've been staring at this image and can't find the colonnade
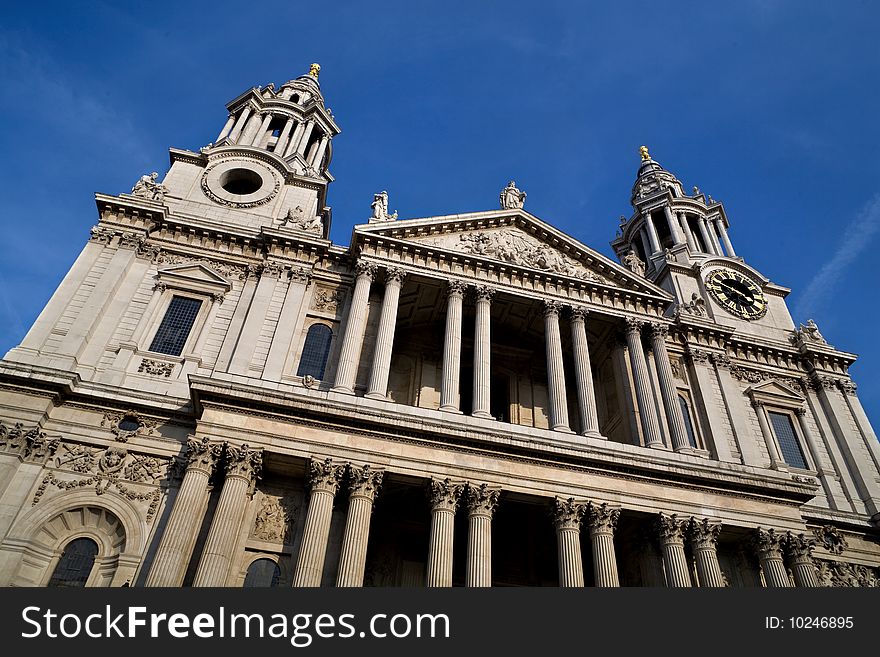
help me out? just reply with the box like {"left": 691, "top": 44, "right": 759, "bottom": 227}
{"left": 636, "top": 207, "right": 736, "bottom": 261}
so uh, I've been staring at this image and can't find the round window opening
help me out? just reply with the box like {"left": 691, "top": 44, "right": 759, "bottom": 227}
{"left": 118, "top": 417, "right": 141, "bottom": 432}
{"left": 219, "top": 168, "right": 263, "bottom": 195}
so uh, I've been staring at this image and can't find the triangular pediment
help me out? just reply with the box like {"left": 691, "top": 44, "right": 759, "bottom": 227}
{"left": 156, "top": 263, "right": 232, "bottom": 292}
{"left": 355, "top": 209, "right": 669, "bottom": 298}
{"left": 747, "top": 379, "right": 805, "bottom": 405}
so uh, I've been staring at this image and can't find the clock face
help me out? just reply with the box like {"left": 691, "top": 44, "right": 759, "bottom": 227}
{"left": 705, "top": 268, "right": 767, "bottom": 320}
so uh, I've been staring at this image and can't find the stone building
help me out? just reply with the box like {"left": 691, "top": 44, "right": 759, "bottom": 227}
{"left": 0, "top": 65, "right": 878, "bottom": 588}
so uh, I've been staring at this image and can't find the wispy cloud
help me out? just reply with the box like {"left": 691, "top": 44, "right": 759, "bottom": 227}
{"left": 793, "top": 193, "right": 880, "bottom": 319}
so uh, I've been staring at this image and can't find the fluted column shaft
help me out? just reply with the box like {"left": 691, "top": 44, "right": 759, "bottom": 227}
{"left": 228, "top": 105, "right": 252, "bottom": 142}
{"left": 554, "top": 498, "right": 586, "bottom": 587}
{"left": 145, "top": 438, "right": 221, "bottom": 587}
{"left": 284, "top": 121, "right": 306, "bottom": 157}
{"left": 664, "top": 206, "right": 684, "bottom": 245}
{"left": 649, "top": 324, "right": 691, "bottom": 452}
{"left": 292, "top": 459, "right": 345, "bottom": 587}
{"left": 588, "top": 503, "right": 620, "bottom": 587}
{"left": 690, "top": 518, "right": 725, "bottom": 587}
{"left": 785, "top": 533, "right": 820, "bottom": 588}
{"left": 426, "top": 478, "right": 464, "bottom": 587}
{"left": 296, "top": 120, "right": 316, "bottom": 155}
{"left": 273, "top": 117, "right": 296, "bottom": 155}
{"left": 754, "top": 528, "right": 792, "bottom": 587}
{"left": 715, "top": 219, "right": 736, "bottom": 256}
{"left": 697, "top": 218, "right": 718, "bottom": 255}
{"left": 624, "top": 319, "right": 663, "bottom": 447}
{"left": 193, "top": 445, "right": 263, "bottom": 586}
{"left": 439, "top": 282, "right": 466, "bottom": 412}
{"left": 678, "top": 212, "right": 698, "bottom": 251}
{"left": 544, "top": 301, "right": 570, "bottom": 432}
{"left": 311, "top": 134, "right": 330, "bottom": 167}
{"left": 644, "top": 213, "right": 661, "bottom": 254}
{"left": 332, "top": 262, "right": 376, "bottom": 394}
{"left": 217, "top": 114, "right": 235, "bottom": 141}
{"left": 465, "top": 484, "right": 499, "bottom": 587}
{"left": 472, "top": 287, "right": 494, "bottom": 419}
{"left": 570, "top": 308, "right": 601, "bottom": 437}
{"left": 336, "top": 465, "right": 384, "bottom": 587}
{"left": 366, "top": 268, "right": 406, "bottom": 399}
{"left": 657, "top": 514, "right": 691, "bottom": 587}
{"left": 250, "top": 113, "right": 274, "bottom": 147}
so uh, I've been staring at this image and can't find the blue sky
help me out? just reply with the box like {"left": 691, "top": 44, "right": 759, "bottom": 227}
{"left": 1, "top": 1, "right": 878, "bottom": 424}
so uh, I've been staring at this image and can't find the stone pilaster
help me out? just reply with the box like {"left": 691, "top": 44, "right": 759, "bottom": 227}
{"left": 753, "top": 528, "right": 792, "bottom": 587}
{"left": 366, "top": 268, "right": 407, "bottom": 399}
{"left": 587, "top": 503, "right": 620, "bottom": 587}
{"left": 465, "top": 483, "right": 500, "bottom": 587}
{"left": 146, "top": 437, "right": 222, "bottom": 587}
{"left": 569, "top": 307, "right": 601, "bottom": 437}
{"left": 689, "top": 518, "right": 725, "bottom": 587}
{"left": 553, "top": 497, "right": 586, "bottom": 587}
{"left": 624, "top": 319, "right": 663, "bottom": 448}
{"left": 193, "top": 444, "right": 263, "bottom": 586}
{"left": 291, "top": 458, "right": 345, "bottom": 587}
{"left": 785, "top": 533, "right": 820, "bottom": 588}
{"left": 332, "top": 262, "right": 376, "bottom": 394}
{"left": 751, "top": 400, "right": 785, "bottom": 469}
{"left": 426, "top": 478, "right": 464, "bottom": 587}
{"left": 336, "top": 464, "right": 384, "bottom": 587}
{"left": 439, "top": 281, "right": 467, "bottom": 413}
{"left": 543, "top": 301, "right": 571, "bottom": 432}
{"left": 649, "top": 324, "right": 692, "bottom": 453}
{"left": 472, "top": 286, "right": 495, "bottom": 419}
{"left": 657, "top": 513, "right": 691, "bottom": 587}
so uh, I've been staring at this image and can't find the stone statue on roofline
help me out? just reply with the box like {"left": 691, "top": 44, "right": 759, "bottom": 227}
{"left": 500, "top": 181, "right": 526, "bottom": 210}
{"left": 622, "top": 249, "right": 645, "bottom": 277}
{"left": 131, "top": 171, "right": 168, "bottom": 202}
{"left": 369, "top": 191, "right": 398, "bottom": 223}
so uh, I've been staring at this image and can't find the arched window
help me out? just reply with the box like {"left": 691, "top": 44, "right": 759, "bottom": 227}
{"left": 47, "top": 537, "right": 99, "bottom": 587}
{"left": 297, "top": 324, "right": 333, "bottom": 379}
{"left": 678, "top": 395, "right": 699, "bottom": 449}
{"left": 244, "top": 558, "right": 281, "bottom": 587}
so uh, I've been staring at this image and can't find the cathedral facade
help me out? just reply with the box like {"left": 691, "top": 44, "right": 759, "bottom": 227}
{"left": 0, "top": 65, "right": 878, "bottom": 588}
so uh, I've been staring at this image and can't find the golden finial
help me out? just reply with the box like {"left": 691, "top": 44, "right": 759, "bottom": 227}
{"left": 639, "top": 145, "right": 650, "bottom": 161}
{"left": 309, "top": 63, "right": 321, "bottom": 78}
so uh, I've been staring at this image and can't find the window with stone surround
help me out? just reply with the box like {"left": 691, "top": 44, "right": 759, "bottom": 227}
{"left": 243, "top": 558, "right": 281, "bottom": 587}
{"left": 148, "top": 295, "right": 203, "bottom": 356}
{"left": 768, "top": 410, "right": 809, "bottom": 470}
{"left": 47, "top": 537, "right": 98, "bottom": 587}
{"left": 296, "top": 323, "right": 333, "bottom": 379}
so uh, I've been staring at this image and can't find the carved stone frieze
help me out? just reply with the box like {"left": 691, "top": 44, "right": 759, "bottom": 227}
{"left": 815, "top": 560, "right": 879, "bottom": 588}
{"left": 252, "top": 493, "right": 296, "bottom": 543}
{"left": 138, "top": 358, "right": 175, "bottom": 378}
{"left": 32, "top": 471, "right": 162, "bottom": 523}
{"left": 151, "top": 250, "right": 248, "bottom": 279}
{"left": 312, "top": 286, "right": 344, "bottom": 311}
{"left": 812, "top": 525, "right": 848, "bottom": 555}
{"left": 0, "top": 421, "right": 58, "bottom": 464}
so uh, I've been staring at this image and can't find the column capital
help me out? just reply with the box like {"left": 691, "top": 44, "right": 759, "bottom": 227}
{"left": 624, "top": 317, "right": 645, "bottom": 335}
{"left": 784, "top": 532, "right": 817, "bottom": 563}
{"left": 472, "top": 284, "right": 496, "bottom": 302}
{"left": 689, "top": 517, "right": 721, "bottom": 550}
{"left": 224, "top": 443, "right": 263, "bottom": 482}
{"left": 656, "top": 513, "right": 688, "bottom": 545}
{"left": 837, "top": 379, "right": 858, "bottom": 396}
{"left": 308, "top": 457, "right": 345, "bottom": 495}
{"left": 465, "top": 483, "right": 500, "bottom": 517}
{"left": 184, "top": 436, "right": 223, "bottom": 474}
{"left": 752, "top": 527, "right": 785, "bottom": 559}
{"left": 569, "top": 305, "right": 589, "bottom": 322}
{"left": 587, "top": 502, "right": 620, "bottom": 535}
{"left": 543, "top": 299, "right": 563, "bottom": 317}
{"left": 648, "top": 322, "right": 669, "bottom": 341}
{"left": 446, "top": 279, "right": 467, "bottom": 298}
{"left": 354, "top": 261, "right": 378, "bottom": 280}
{"left": 794, "top": 406, "right": 807, "bottom": 418}
{"left": 430, "top": 477, "right": 465, "bottom": 512}
{"left": 384, "top": 267, "right": 407, "bottom": 285}
{"left": 750, "top": 398, "right": 765, "bottom": 411}
{"left": 347, "top": 464, "right": 384, "bottom": 501}
{"left": 553, "top": 497, "right": 586, "bottom": 531}
{"left": 688, "top": 347, "right": 712, "bottom": 365}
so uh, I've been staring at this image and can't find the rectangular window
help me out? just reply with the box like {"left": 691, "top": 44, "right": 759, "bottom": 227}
{"left": 148, "top": 296, "right": 202, "bottom": 356}
{"left": 768, "top": 411, "right": 808, "bottom": 469}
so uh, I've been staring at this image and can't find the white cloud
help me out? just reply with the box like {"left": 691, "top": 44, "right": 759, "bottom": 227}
{"left": 793, "top": 193, "right": 880, "bottom": 319}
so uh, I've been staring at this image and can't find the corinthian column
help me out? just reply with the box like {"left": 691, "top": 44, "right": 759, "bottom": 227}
{"left": 649, "top": 324, "right": 692, "bottom": 452}
{"left": 193, "top": 444, "right": 263, "bottom": 586}
{"left": 336, "top": 464, "right": 384, "bottom": 587}
{"left": 689, "top": 518, "right": 725, "bottom": 587}
{"left": 465, "top": 483, "right": 500, "bottom": 587}
{"left": 472, "top": 286, "right": 495, "bottom": 419}
{"left": 544, "top": 301, "right": 571, "bottom": 432}
{"left": 291, "top": 458, "right": 345, "bottom": 587}
{"left": 439, "top": 281, "right": 467, "bottom": 413}
{"left": 624, "top": 319, "right": 663, "bottom": 447}
{"left": 753, "top": 528, "right": 792, "bottom": 587}
{"left": 332, "top": 262, "right": 376, "bottom": 394}
{"left": 785, "top": 533, "right": 820, "bottom": 587}
{"left": 145, "top": 437, "right": 222, "bottom": 587}
{"left": 587, "top": 503, "right": 620, "bottom": 587}
{"left": 569, "top": 307, "right": 601, "bottom": 437}
{"left": 426, "top": 478, "right": 464, "bottom": 587}
{"left": 553, "top": 497, "right": 586, "bottom": 587}
{"left": 656, "top": 513, "right": 692, "bottom": 587}
{"left": 366, "top": 268, "right": 407, "bottom": 399}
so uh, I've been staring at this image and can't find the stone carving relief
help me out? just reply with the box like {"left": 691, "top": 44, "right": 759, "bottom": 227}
{"left": 812, "top": 525, "right": 848, "bottom": 555}
{"left": 674, "top": 292, "right": 707, "bottom": 318}
{"left": 369, "top": 191, "right": 398, "bottom": 223}
{"left": 622, "top": 249, "right": 645, "bottom": 277}
{"left": 101, "top": 410, "right": 157, "bottom": 443}
{"left": 815, "top": 560, "right": 879, "bottom": 588}
{"left": 131, "top": 172, "right": 168, "bottom": 202}
{"left": 790, "top": 319, "right": 830, "bottom": 348}
{"left": 281, "top": 205, "right": 323, "bottom": 233}
{"left": 499, "top": 180, "right": 526, "bottom": 209}
{"left": 0, "top": 421, "right": 59, "bottom": 463}
{"left": 252, "top": 493, "right": 296, "bottom": 543}
{"left": 148, "top": 249, "right": 247, "bottom": 280}
{"left": 312, "top": 286, "right": 344, "bottom": 312}
{"left": 138, "top": 358, "right": 175, "bottom": 377}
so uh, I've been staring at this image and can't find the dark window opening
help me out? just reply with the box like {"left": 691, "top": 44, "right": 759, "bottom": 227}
{"left": 296, "top": 324, "right": 333, "bottom": 379}
{"left": 687, "top": 215, "right": 707, "bottom": 252}
{"left": 460, "top": 366, "right": 474, "bottom": 415}
{"left": 219, "top": 167, "right": 263, "bottom": 195}
{"left": 304, "top": 129, "right": 323, "bottom": 162}
{"left": 633, "top": 237, "right": 648, "bottom": 264}
{"left": 118, "top": 416, "right": 140, "bottom": 432}
{"left": 243, "top": 559, "right": 281, "bottom": 587}
{"left": 768, "top": 411, "right": 808, "bottom": 469}
{"left": 490, "top": 373, "right": 510, "bottom": 423}
{"left": 148, "top": 296, "right": 202, "bottom": 356}
{"left": 653, "top": 211, "right": 674, "bottom": 250}
{"left": 48, "top": 537, "right": 98, "bottom": 587}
